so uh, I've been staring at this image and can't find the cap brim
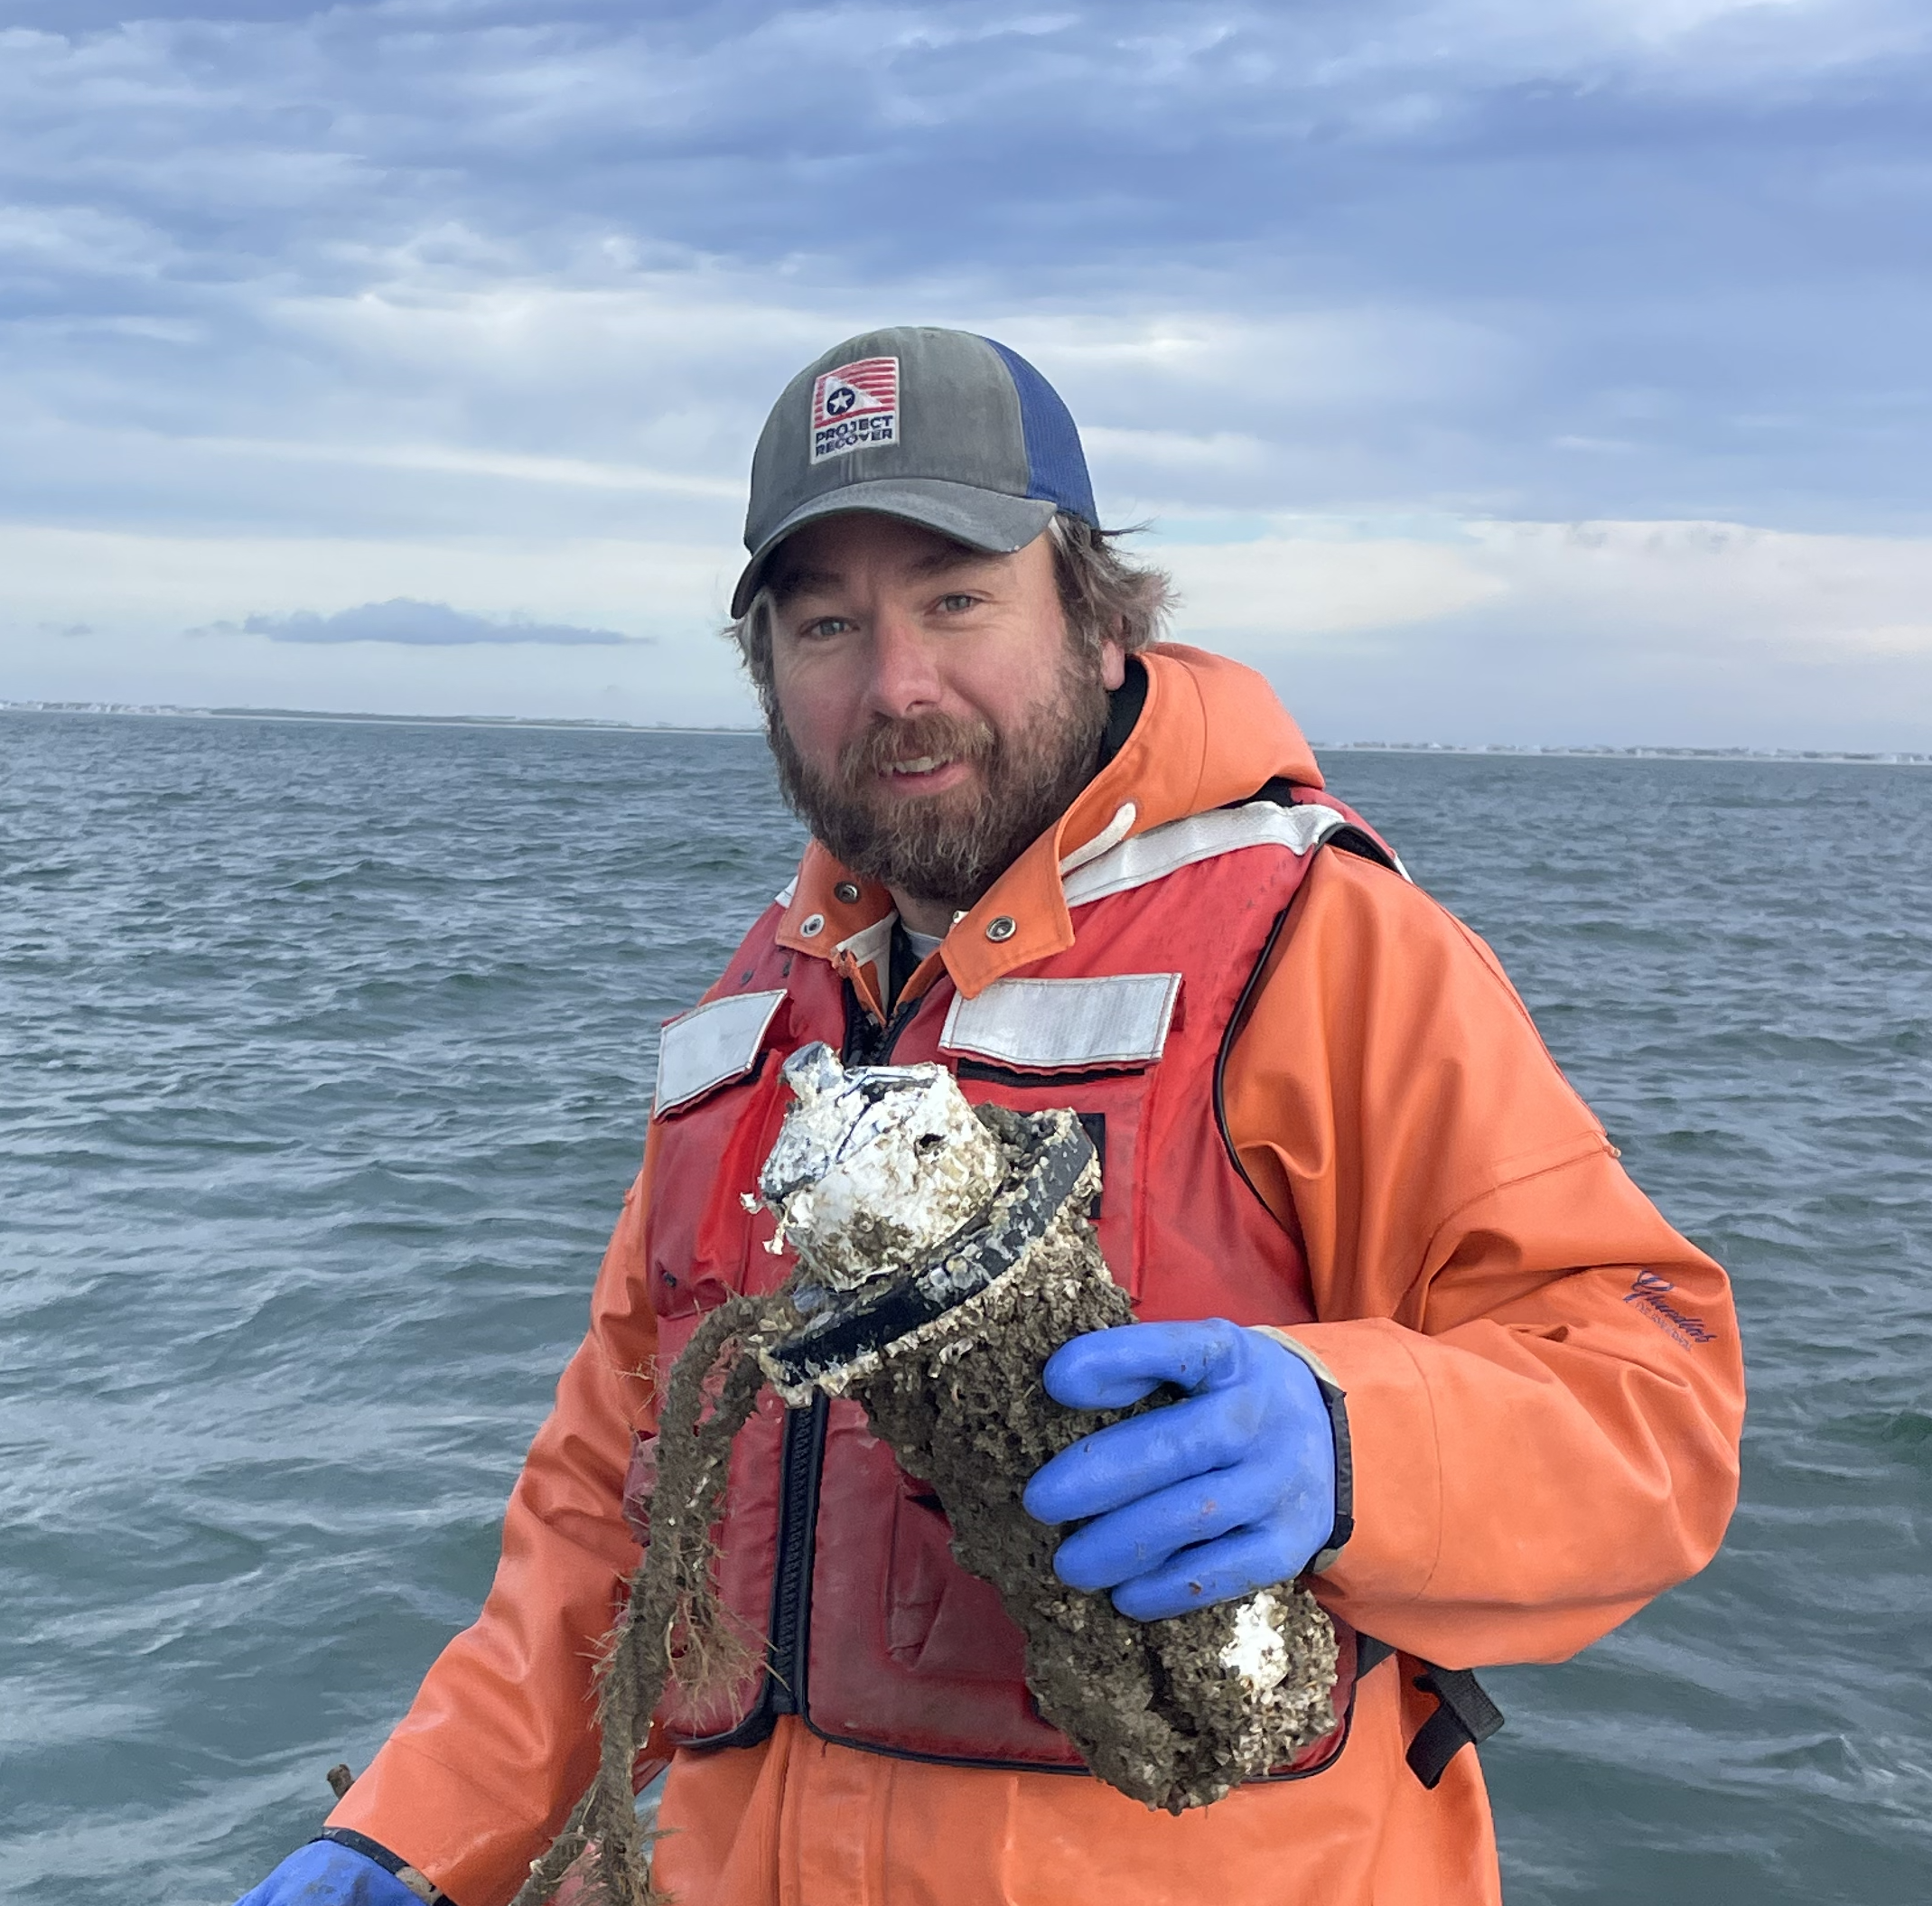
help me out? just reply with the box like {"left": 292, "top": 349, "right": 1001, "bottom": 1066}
{"left": 730, "top": 479, "right": 1058, "bottom": 616}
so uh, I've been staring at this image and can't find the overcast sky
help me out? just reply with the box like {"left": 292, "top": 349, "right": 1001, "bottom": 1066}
{"left": 5, "top": 1, "right": 1932, "bottom": 746}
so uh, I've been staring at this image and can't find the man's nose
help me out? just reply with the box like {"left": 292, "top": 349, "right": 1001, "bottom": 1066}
{"left": 862, "top": 606, "right": 943, "bottom": 720}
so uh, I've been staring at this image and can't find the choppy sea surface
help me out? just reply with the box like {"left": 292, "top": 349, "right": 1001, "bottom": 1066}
{"left": 2, "top": 711, "right": 1927, "bottom": 1905}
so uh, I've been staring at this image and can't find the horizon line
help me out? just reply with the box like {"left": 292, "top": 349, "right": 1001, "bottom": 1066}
{"left": 3, "top": 699, "right": 1928, "bottom": 765}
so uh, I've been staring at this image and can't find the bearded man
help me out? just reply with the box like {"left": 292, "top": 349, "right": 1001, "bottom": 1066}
{"left": 238, "top": 328, "right": 1744, "bottom": 1906}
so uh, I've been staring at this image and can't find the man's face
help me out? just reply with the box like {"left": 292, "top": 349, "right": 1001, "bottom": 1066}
{"left": 763, "top": 513, "right": 1126, "bottom": 914}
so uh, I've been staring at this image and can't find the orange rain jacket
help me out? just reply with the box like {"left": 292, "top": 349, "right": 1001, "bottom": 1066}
{"left": 329, "top": 645, "right": 1745, "bottom": 1906}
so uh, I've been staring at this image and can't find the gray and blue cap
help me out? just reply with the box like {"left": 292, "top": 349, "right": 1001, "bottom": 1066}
{"left": 732, "top": 325, "right": 1098, "bottom": 616}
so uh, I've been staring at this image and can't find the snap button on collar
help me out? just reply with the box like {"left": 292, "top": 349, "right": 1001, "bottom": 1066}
{"left": 834, "top": 882, "right": 862, "bottom": 904}
{"left": 799, "top": 912, "right": 826, "bottom": 937}
{"left": 985, "top": 915, "right": 1017, "bottom": 942}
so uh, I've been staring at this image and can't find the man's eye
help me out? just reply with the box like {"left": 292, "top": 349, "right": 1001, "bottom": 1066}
{"left": 937, "top": 593, "right": 978, "bottom": 613}
{"left": 799, "top": 617, "right": 854, "bottom": 640}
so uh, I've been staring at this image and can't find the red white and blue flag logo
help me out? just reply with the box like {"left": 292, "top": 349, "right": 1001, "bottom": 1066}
{"left": 810, "top": 356, "right": 899, "bottom": 462}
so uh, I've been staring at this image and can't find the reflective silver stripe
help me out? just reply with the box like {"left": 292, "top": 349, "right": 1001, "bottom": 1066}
{"left": 774, "top": 876, "right": 798, "bottom": 907}
{"left": 1061, "top": 801, "right": 1359, "bottom": 909}
{"left": 654, "top": 989, "right": 788, "bottom": 1113}
{"left": 940, "top": 972, "right": 1182, "bottom": 1070}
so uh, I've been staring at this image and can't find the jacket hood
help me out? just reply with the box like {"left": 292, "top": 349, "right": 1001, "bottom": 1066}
{"left": 1064, "top": 643, "right": 1322, "bottom": 845}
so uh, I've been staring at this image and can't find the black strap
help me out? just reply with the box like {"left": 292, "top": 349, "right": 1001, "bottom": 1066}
{"left": 1355, "top": 1633, "right": 1395, "bottom": 1677}
{"left": 1405, "top": 1666, "right": 1506, "bottom": 1789}
{"left": 1236, "top": 777, "right": 1402, "bottom": 874}
{"left": 1323, "top": 824, "right": 1401, "bottom": 874}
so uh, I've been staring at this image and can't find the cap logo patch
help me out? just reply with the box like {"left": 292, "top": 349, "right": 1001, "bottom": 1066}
{"left": 810, "top": 357, "right": 899, "bottom": 463}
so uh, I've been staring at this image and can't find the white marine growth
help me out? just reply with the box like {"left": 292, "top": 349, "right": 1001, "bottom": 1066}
{"left": 757, "top": 1043, "right": 1009, "bottom": 1287}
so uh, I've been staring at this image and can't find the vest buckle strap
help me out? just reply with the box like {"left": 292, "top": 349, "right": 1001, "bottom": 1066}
{"left": 1405, "top": 1665, "right": 1506, "bottom": 1789}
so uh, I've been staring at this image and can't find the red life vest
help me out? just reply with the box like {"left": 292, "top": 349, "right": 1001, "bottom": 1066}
{"left": 629, "top": 790, "right": 1396, "bottom": 1779}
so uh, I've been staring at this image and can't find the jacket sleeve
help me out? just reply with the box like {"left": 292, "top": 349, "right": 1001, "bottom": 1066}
{"left": 1221, "top": 848, "right": 1745, "bottom": 1668}
{"left": 325, "top": 1155, "right": 663, "bottom": 1906}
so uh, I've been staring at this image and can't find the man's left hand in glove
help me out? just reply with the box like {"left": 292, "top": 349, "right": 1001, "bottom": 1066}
{"left": 1021, "top": 1319, "right": 1339, "bottom": 1621}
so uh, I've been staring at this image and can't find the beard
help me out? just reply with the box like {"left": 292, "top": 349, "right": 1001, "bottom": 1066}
{"left": 767, "top": 646, "right": 1114, "bottom": 915}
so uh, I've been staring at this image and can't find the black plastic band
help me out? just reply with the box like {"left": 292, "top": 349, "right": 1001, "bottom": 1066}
{"left": 1304, "top": 1366, "right": 1355, "bottom": 1572}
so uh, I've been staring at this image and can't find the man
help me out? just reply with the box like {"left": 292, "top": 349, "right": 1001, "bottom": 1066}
{"left": 240, "top": 328, "right": 1744, "bottom": 1906}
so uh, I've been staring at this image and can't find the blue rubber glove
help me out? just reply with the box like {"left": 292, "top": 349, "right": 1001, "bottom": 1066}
{"left": 1022, "top": 1319, "right": 1337, "bottom": 1621}
{"left": 234, "top": 1839, "right": 425, "bottom": 1906}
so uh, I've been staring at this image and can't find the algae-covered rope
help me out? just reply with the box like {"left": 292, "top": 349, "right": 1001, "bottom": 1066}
{"left": 509, "top": 1288, "right": 796, "bottom": 1906}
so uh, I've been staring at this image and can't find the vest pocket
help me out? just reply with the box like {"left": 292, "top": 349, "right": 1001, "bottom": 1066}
{"left": 884, "top": 1471, "right": 1030, "bottom": 1681}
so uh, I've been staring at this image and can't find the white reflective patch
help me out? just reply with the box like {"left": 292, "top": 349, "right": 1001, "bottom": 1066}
{"left": 774, "top": 876, "right": 798, "bottom": 908}
{"left": 1061, "top": 802, "right": 1354, "bottom": 909}
{"left": 940, "top": 973, "right": 1182, "bottom": 1071}
{"left": 654, "top": 989, "right": 788, "bottom": 1114}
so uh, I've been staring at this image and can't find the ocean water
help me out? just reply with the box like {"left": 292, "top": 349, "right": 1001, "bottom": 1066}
{"left": 1, "top": 711, "right": 1927, "bottom": 1905}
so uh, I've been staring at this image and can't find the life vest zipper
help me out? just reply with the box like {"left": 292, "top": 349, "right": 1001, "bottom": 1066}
{"left": 766, "top": 1391, "right": 827, "bottom": 1714}
{"left": 766, "top": 979, "right": 928, "bottom": 1724}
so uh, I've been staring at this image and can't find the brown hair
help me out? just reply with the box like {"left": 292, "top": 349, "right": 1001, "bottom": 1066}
{"left": 726, "top": 512, "right": 1173, "bottom": 703}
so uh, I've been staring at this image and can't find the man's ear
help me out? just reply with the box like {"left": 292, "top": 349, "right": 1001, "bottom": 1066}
{"left": 1099, "top": 638, "right": 1128, "bottom": 691}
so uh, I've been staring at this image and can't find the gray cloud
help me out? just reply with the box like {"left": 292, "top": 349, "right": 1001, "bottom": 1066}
{"left": 4, "top": 3, "right": 1931, "bottom": 538}
{"left": 234, "top": 599, "right": 639, "bottom": 646}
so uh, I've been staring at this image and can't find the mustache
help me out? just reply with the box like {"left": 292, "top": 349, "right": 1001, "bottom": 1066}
{"left": 765, "top": 653, "right": 1112, "bottom": 912}
{"left": 838, "top": 712, "right": 997, "bottom": 785}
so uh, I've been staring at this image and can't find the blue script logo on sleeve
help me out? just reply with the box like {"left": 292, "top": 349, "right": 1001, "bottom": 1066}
{"left": 1625, "top": 1268, "right": 1719, "bottom": 1346}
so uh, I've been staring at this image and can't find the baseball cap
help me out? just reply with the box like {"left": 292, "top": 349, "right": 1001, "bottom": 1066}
{"left": 731, "top": 325, "right": 1099, "bottom": 616}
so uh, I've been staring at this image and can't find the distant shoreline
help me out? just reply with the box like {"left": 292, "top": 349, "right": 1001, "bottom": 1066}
{"left": 1311, "top": 739, "right": 1932, "bottom": 766}
{"left": 3, "top": 699, "right": 1927, "bottom": 764}
{"left": 0, "top": 700, "right": 764, "bottom": 738}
